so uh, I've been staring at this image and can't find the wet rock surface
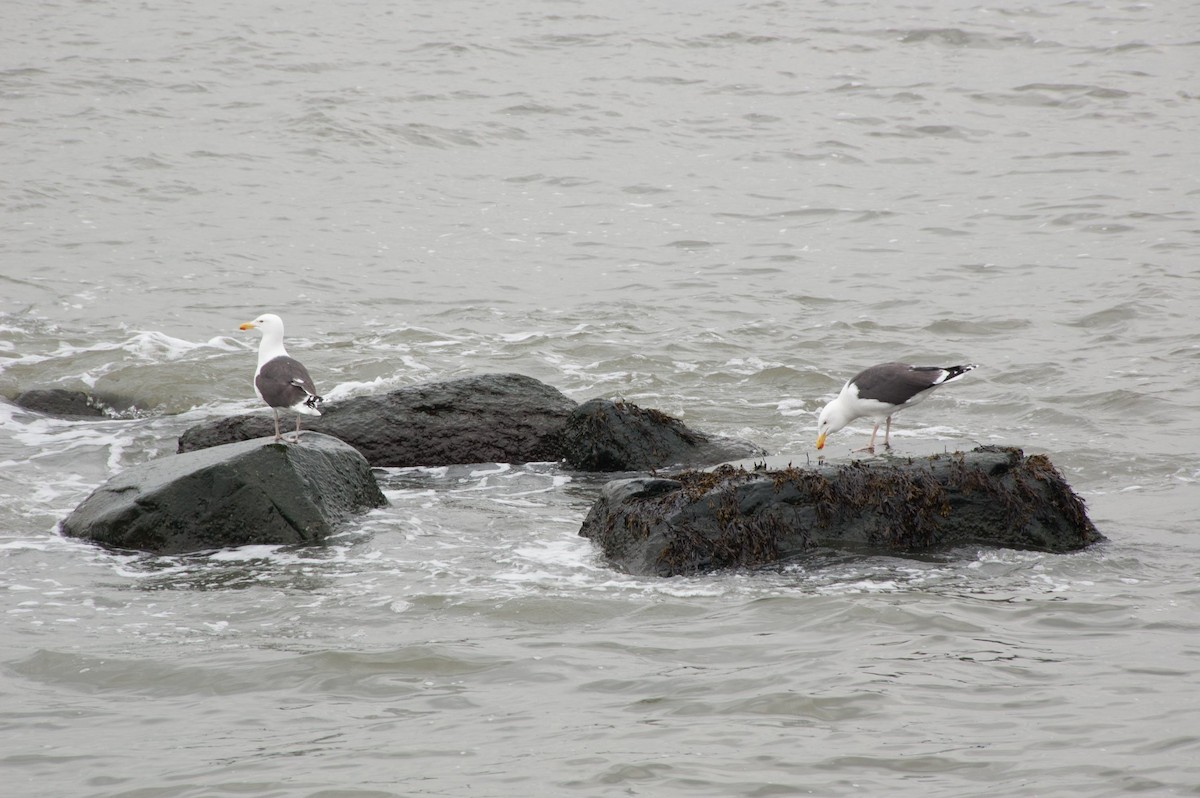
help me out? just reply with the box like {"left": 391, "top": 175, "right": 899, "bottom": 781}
{"left": 179, "top": 373, "right": 579, "bottom": 467}
{"left": 561, "top": 398, "right": 767, "bottom": 472}
{"left": 579, "top": 446, "right": 1105, "bottom": 576}
{"left": 180, "top": 373, "right": 763, "bottom": 472}
{"left": 62, "top": 433, "right": 387, "bottom": 555}
{"left": 13, "top": 389, "right": 108, "bottom": 418}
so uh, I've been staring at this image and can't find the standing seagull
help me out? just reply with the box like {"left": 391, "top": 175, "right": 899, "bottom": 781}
{"left": 816, "top": 362, "right": 977, "bottom": 453}
{"left": 239, "top": 313, "right": 323, "bottom": 443}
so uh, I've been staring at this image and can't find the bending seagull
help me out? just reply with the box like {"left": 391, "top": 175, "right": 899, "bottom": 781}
{"left": 239, "top": 313, "right": 323, "bottom": 443}
{"left": 816, "top": 362, "right": 977, "bottom": 453}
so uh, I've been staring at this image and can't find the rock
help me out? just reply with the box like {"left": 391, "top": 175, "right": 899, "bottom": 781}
{"left": 180, "top": 373, "right": 765, "bottom": 471}
{"left": 13, "top": 389, "right": 107, "bottom": 418}
{"left": 179, "top": 373, "right": 579, "bottom": 467}
{"left": 579, "top": 446, "right": 1104, "bottom": 576}
{"left": 61, "top": 433, "right": 387, "bottom": 555}
{"left": 562, "top": 398, "right": 767, "bottom": 471}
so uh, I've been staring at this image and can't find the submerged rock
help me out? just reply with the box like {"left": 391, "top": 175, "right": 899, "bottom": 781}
{"left": 579, "top": 446, "right": 1104, "bottom": 576}
{"left": 561, "top": 398, "right": 766, "bottom": 471}
{"left": 13, "top": 389, "right": 107, "bottom": 418}
{"left": 179, "top": 373, "right": 578, "bottom": 467}
{"left": 61, "top": 433, "right": 387, "bottom": 555}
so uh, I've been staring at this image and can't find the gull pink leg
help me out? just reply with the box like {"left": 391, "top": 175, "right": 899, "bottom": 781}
{"left": 855, "top": 423, "right": 879, "bottom": 454}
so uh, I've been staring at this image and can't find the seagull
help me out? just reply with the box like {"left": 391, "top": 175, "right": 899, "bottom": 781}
{"left": 239, "top": 313, "right": 323, "bottom": 443}
{"left": 816, "top": 362, "right": 977, "bottom": 453}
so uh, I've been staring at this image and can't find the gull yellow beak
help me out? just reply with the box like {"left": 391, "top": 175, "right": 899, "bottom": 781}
{"left": 239, "top": 322, "right": 255, "bottom": 331}
{"left": 815, "top": 432, "right": 826, "bottom": 450}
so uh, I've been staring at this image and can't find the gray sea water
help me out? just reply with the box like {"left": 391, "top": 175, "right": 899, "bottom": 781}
{"left": 3, "top": 0, "right": 1199, "bottom": 796}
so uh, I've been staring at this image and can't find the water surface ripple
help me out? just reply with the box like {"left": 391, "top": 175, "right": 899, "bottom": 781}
{"left": 3, "top": 0, "right": 1199, "bottom": 796}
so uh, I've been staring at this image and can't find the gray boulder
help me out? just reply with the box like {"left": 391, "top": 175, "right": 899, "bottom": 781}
{"left": 562, "top": 398, "right": 767, "bottom": 471}
{"left": 179, "top": 373, "right": 579, "bottom": 467}
{"left": 61, "top": 433, "right": 387, "bottom": 555}
{"left": 579, "top": 446, "right": 1104, "bottom": 576}
{"left": 179, "top": 373, "right": 764, "bottom": 472}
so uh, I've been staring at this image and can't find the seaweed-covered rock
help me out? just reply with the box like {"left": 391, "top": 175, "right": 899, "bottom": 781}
{"left": 179, "top": 373, "right": 578, "bottom": 467}
{"left": 579, "top": 446, "right": 1104, "bottom": 576}
{"left": 62, "top": 433, "right": 386, "bottom": 554}
{"left": 562, "top": 398, "right": 767, "bottom": 472}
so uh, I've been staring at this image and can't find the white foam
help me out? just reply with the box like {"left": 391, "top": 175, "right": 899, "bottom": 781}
{"left": 777, "top": 398, "right": 812, "bottom": 417}
{"left": 499, "top": 330, "right": 546, "bottom": 343}
{"left": 207, "top": 545, "right": 289, "bottom": 562}
{"left": 1, "top": 402, "right": 132, "bottom": 465}
{"left": 724, "top": 355, "right": 782, "bottom": 375}
{"left": 127, "top": 330, "right": 239, "bottom": 360}
{"left": 321, "top": 374, "right": 407, "bottom": 400}
{"left": 469, "top": 463, "right": 511, "bottom": 478}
